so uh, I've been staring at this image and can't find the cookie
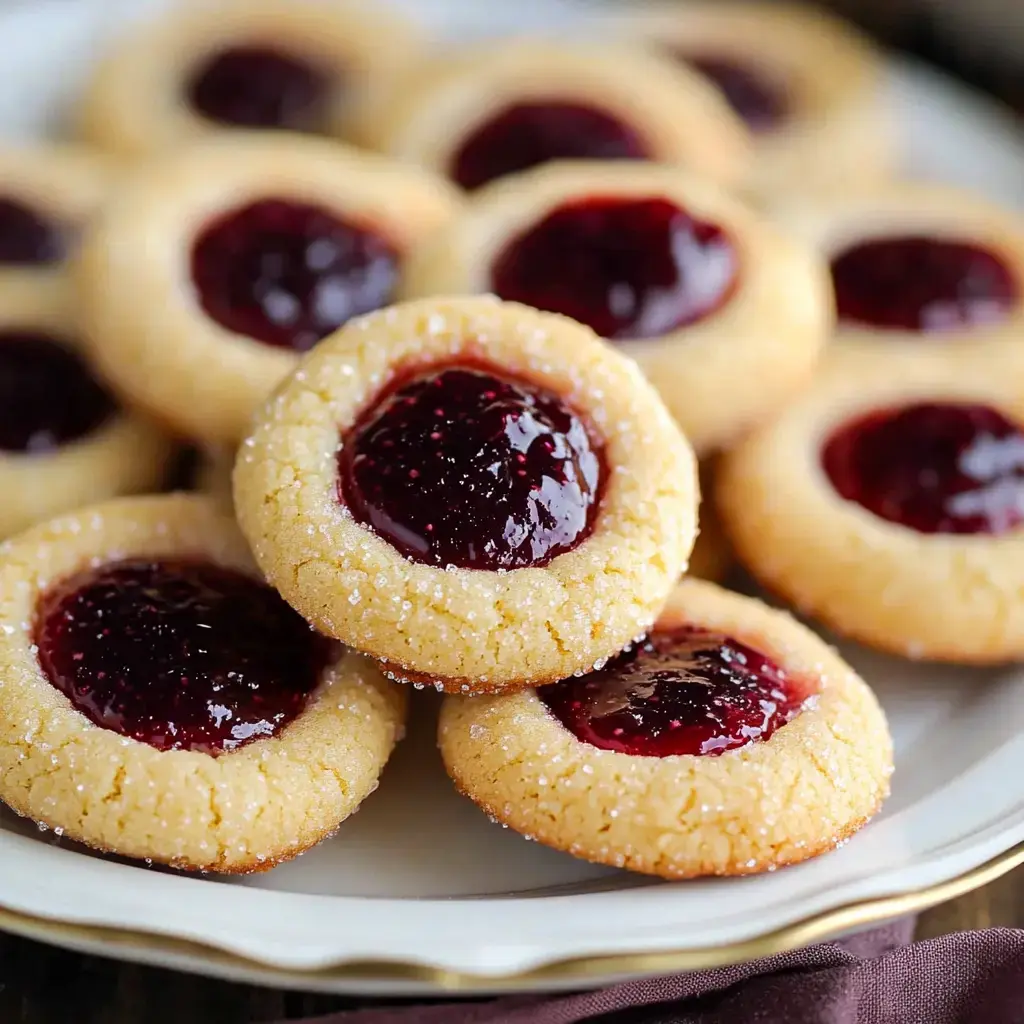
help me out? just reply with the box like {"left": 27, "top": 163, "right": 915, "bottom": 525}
{"left": 0, "top": 493, "right": 406, "bottom": 873}
{"left": 601, "top": 2, "right": 889, "bottom": 196}
{"left": 234, "top": 295, "right": 698, "bottom": 694}
{"left": 0, "top": 289, "right": 173, "bottom": 539}
{"left": 74, "top": 134, "right": 460, "bottom": 443}
{"left": 76, "top": 0, "right": 420, "bottom": 157}
{"left": 717, "top": 351, "right": 1024, "bottom": 662}
{"left": 690, "top": 464, "right": 732, "bottom": 583}
{"left": 401, "top": 161, "right": 832, "bottom": 454}
{"left": 440, "top": 578, "right": 892, "bottom": 879}
{"left": 353, "top": 38, "right": 750, "bottom": 192}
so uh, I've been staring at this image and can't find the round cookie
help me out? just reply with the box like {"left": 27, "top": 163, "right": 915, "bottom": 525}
{"left": 0, "top": 289, "right": 173, "bottom": 539}
{"left": 600, "top": 2, "right": 889, "bottom": 196}
{"left": 234, "top": 295, "right": 698, "bottom": 694}
{"left": 75, "top": 134, "right": 460, "bottom": 444}
{"left": 401, "top": 161, "right": 832, "bottom": 454}
{"left": 0, "top": 493, "right": 406, "bottom": 873}
{"left": 352, "top": 38, "right": 751, "bottom": 191}
{"left": 439, "top": 578, "right": 892, "bottom": 879}
{"left": 76, "top": 0, "right": 420, "bottom": 157}
{"left": 717, "top": 351, "right": 1024, "bottom": 662}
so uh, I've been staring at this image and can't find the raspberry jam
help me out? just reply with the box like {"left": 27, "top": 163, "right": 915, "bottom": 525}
{"left": 338, "top": 365, "right": 604, "bottom": 571}
{"left": 0, "top": 198, "right": 62, "bottom": 265}
{"left": 191, "top": 199, "right": 399, "bottom": 351}
{"left": 830, "top": 237, "right": 1019, "bottom": 332}
{"left": 451, "top": 102, "right": 649, "bottom": 191}
{"left": 687, "top": 56, "right": 789, "bottom": 132}
{"left": 0, "top": 332, "right": 116, "bottom": 452}
{"left": 540, "top": 627, "right": 805, "bottom": 757}
{"left": 185, "top": 45, "right": 330, "bottom": 131}
{"left": 822, "top": 402, "right": 1024, "bottom": 534}
{"left": 490, "top": 197, "right": 738, "bottom": 339}
{"left": 35, "top": 560, "right": 331, "bottom": 754}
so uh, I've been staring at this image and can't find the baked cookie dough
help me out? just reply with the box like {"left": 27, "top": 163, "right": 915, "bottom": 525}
{"left": 353, "top": 38, "right": 750, "bottom": 191}
{"left": 440, "top": 578, "right": 892, "bottom": 878}
{"left": 402, "top": 161, "right": 832, "bottom": 454}
{"left": 690, "top": 464, "right": 732, "bottom": 583}
{"left": 0, "top": 289, "right": 172, "bottom": 539}
{"left": 76, "top": 0, "right": 420, "bottom": 157}
{"left": 234, "top": 295, "right": 698, "bottom": 693}
{"left": 75, "top": 134, "right": 460, "bottom": 443}
{"left": 601, "top": 2, "right": 889, "bottom": 196}
{"left": 0, "top": 493, "right": 406, "bottom": 873}
{"left": 718, "top": 351, "right": 1024, "bottom": 662}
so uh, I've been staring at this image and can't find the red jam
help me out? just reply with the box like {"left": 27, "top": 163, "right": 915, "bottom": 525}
{"left": 822, "top": 402, "right": 1024, "bottom": 535}
{"left": 0, "top": 332, "right": 116, "bottom": 452}
{"left": 185, "top": 45, "right": 331, "bottom": 131}
{"left": 191, "top": 199, "right": 399, "bottom": 351}
{"left": 35, "top": 560, "right": 331, "bottom": 755}
{"left": 490, "top": 197, "right": 738, "bottom": 340}
{"left": 830, "top": 237, "right": 1019, "bottom": 332}
{"left": 540, "top": 627, "right": 805, "bottom": 757}
{"left": 687, "top": 56, "right": 789, "bottom": 132}
{"left": 451, "top": 102, "right": 649, "bottom": 191}
{"left": 0, "top": 198, "right": 62, "bottom": 265}
{"left": 338, "top": 365, "right": 603, "bottom": 571}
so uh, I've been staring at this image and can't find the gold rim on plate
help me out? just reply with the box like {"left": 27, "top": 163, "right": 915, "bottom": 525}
{"left": 0, "top": 842, "right": 1020, "bottom": 991}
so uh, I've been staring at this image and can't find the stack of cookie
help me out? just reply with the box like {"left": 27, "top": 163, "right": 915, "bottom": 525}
{"left": 0, "top": 0, "right": 1017, "bottom": 881}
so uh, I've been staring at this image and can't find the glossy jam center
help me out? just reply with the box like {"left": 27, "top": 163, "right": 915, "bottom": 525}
{"left": 822, "top": 402, "right": 1024, "bottom": 534}
{"left": 541, "top": 628, "right": 805, "bottom": 757}
{"left": 338, "top": 365, "right": 603, "bottom": 571}
{"left": 831, "top": 237, "right": 1019, "bottom": 332}
{"left": 686, "top": 55, "right": 789, "bottom": 132}
{"left": 0, "top": 332, "right": 116, "bottom": 452}
{"left": 35, "top": 560, "right": 330, "bottom": 754}
{"left": 186, "top": 45, "right": 330, "bottom": 131}
{"left": 491, "top": 197, "right": 738, "bottom": 340}
{"left": 0, "top": 198, "right": 63, "bottom": 265}
{"left": 191, "top": 199, "right": 399, "bottom": 352}
{"left": 451, "top": 102, "right": 649, "bottom": 191}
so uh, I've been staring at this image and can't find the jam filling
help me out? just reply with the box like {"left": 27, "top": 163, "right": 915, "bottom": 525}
{"left": 191, "top": 199, "right": 399, "bottom": 352}
{"left": 35, "top": 559, "right": 331, "bottom": 754}
{"left": 490, "top": 196, "right": 738, "bottom": 340}
{"left": 0, "top": 332, "right": 116, "bottom": 452}
{"left": 338, "top": 365, "right": 603, "bottom": 571}
{"left": 830, "top": 237, "right": 1019, "bottom": 332}
{"left": 451, "top": 101, "right": 649, "bottom": 191}
{"left": 0, "top": 198, "right": 63, "bottom": 265}
{"left": 185, "top": 45, "right": 331, "bottom": 131}
{"left": 822, "top": 402, "right": 1024, "bottom": 535}
{"left": 540, "top": 627, "right": 805, "bottom": 757}
{"left": 686, "top": 56, "right": 789, "bottom": 132}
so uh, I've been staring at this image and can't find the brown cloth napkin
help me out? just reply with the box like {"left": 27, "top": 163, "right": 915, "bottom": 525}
{"left": 277, "top": 919, "right": 1024, "bottom": 1024}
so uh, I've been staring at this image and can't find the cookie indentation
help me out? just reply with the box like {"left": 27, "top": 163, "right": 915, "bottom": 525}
{"left": 0, "top": 198, "right": 63, "bottom": 266}
{"left": 686, "top": 56, "right": 788, "bottom": 132}
{"left": 451, "top": 102, "right": 648, "bottom": 191}
{"left": 491, "top": 197, "right": 738, "bottom": 340}
{"left": 830, "top": 237, "right": 1019, "bottom": 332}
{"left": 35, "top": 559, "right": 330, "bottom": 754}
{"left": 339, "top": 364, "right": 604, "bottom": 571}
{"left": 191, "top": 199, "right": 399, "bottom": 352}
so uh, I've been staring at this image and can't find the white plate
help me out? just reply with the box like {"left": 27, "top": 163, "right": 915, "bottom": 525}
{"left": 1, "top": 0, "right": 1024, "bottom": 997}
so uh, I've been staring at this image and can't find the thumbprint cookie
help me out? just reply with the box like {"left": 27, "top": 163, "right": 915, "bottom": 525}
{"left": 0, "top": 290, "right": 172, "bottom": 539}
{"left": 0, "top": 494, "right": 406, "bottom": 872}
{"left": 440, "top": 579, "right": 892, "bottom": 878}
{"left": 234, "top": 296, "right": 698, "bottom": 694}
{"left": 353, "top": 39, "right": 750, "bottom": 192}
{"left": 718, "top": 353, "right": 1024, "bottom": 662}
{"left": 76, "top": 0, "right": 420, "bottom": 157}
{"left": 75, "top": 135, "right": 460, "bottom": 444}
{"left": 402, "top": 162, "right": 832, "bottom": 454}
{"left": 601, "top": 2, "right": 889, "bottom": 196}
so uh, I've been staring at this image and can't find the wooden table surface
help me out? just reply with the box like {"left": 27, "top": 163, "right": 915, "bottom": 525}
{"left": 0, "top": 872, "right": 1020, "bottom": 1024}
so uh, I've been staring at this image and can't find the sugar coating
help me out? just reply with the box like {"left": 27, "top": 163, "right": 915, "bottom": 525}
{"left": 439, "top": 579, "right": 893, "bottom": 878}
{"left": 717, "top": 351, "right": 1024, "bottom": 663}
{"left": 234, "top": 296, "right": 699, "bottom": 691}
{"left": 399, "top": 161, "right": 834, "bottom": 456}
{"left": 0, "top": 493, "right": 406, "bottom": 873}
